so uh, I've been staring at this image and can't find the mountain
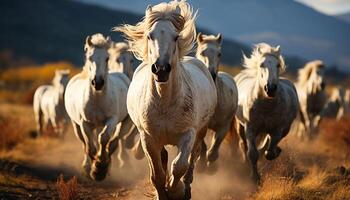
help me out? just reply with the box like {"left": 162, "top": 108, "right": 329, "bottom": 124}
{"left": 0, "top": 0, "right": 250, "bottom": 68}
{"left": 78, "top": 0, "right": 350, "bottom": 72}
{"left": 336, "top": 12, "right": 350, "bottom": 24}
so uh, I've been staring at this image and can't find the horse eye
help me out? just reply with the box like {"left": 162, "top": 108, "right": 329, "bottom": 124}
{"left": 200, "top": 51, "right": 205, "bottom": 56}
{"left": 260, "top": 63, "right": 264, "bottom": 68}
{"left": 116, "top": 58, "right": 120, "bottom": 63}
{"left": 106, "top": 57, "right": 109, "bottom": 63}
{"left": 218, "top": 52, "right": 222, "bottom": 57}
{"left": 277, "top": 63, "right": 281, "bottom": 68}
{"left": 174, "top": 35, "right": 179, "bottom": 41}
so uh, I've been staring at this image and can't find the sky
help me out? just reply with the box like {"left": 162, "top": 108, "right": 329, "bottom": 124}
{"left": 296, "top": 0, "right": 350, "bottom": 15}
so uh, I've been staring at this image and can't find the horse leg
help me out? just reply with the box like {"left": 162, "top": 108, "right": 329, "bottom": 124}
{"left": 207, "top": 123, "right": 230, "bottom": 171}
{"left": 167, "top": 128, "right": 196, "bottom": 199}
{"left": 71, "top": 121, "right": 91, "bottom": 176}
{"left": 124, "top": 124, "right": 138, "bottom": 149}
{"left": 237, "top": 123, "right": 248, "bottom": 163}
{"left": 116, "top": 116, "right": 133, "bottom": 168}
{"left": 90, "top": 117, "right": 117, "bottom": 181}
{"left": 132, "top": 137, "right": 145, "bottom": 160}
{"left": 264, "top": 128, "right": 288, "bottom": 161}
{"left": 183, "top": 126, "right": 207, "bottom": 200}
{"left": 196, "top": 140, "right": 207, "bottom": 173}
{"left": 140, "top": 132, "right": 167, "bottom": 200}
{"left": 245, "top": 125, "right": 259, "bottom": 184}
{"left": 34, "top": 107, "right": 43, "bottom": 137}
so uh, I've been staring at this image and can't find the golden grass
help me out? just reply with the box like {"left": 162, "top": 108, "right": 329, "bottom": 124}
{"left": 0, "top": 61, "right": 80, "bottom": 104}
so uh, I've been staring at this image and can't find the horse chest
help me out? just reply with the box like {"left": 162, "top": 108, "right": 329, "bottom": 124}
{"left": 140, "top": 103, "right": 193, "bottom": 138}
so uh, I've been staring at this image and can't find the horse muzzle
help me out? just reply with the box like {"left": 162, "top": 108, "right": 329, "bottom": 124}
{"left": 265, "top": 83, "right": 278, "bottom": 98}
{"left": 151, "top": 63, "right": 171, "bottom": 83}
{"left": 91, "top": 77, "right": 105, "bottom": 91}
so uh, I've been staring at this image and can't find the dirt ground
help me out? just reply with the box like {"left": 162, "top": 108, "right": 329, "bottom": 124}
{"left": 0, "top": 103, "right": 350, "bottom": 200}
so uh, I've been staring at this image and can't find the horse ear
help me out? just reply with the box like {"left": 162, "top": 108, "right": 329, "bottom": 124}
{"left": 216, "top": 33, "right": 222, "bottom": 45}
{"left": 197, "top": 32, "right": 204, "bottom": 43}
{"left": 175, "top": 5, "right": 181, "bottom": 15}
{"left": 146, "top": 5, "right": 152, "bottom": 15}
{"left": 276, "top": 45, "right": 281, "bottom": 53}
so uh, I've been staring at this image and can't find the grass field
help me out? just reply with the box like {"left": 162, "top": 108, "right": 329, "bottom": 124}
{"left": 0, "top": 102, "right": 350, "bottom": 199}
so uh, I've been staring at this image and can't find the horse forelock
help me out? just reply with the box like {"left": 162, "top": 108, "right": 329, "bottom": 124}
{"left": 243, "top": 43, "right": 285, "bottom": 73}
{"left": 115, "top": 0, "right": 196, "bottom": 61}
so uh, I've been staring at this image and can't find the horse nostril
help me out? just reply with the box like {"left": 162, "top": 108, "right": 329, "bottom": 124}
{"left": 91, "top": 79, "right": 96, "bottom": 86}
{"left": 165, "top": 63, "right": 171, "bottom": 72}
{"left": 264, "top": 85, "right": 268, "bottom": 92}
{"left": 321, "top": 82, "right": 326, "bottom": 90}
{"left": 151, "top": 64, "right": 158, "bottom": 73}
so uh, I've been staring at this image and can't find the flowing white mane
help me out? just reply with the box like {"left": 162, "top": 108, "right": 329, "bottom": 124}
{"left": 297, "top": 60, "right": 324, "bottom": 87}
{"left": 114, "top": 0, "right": 197, "bottom": 61}
{"left": 243, "top": 43, "right": 286, "bottom": 73}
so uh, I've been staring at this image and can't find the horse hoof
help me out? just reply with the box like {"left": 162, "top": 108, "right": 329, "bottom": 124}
{"left": 264, "top": 146, "right": 281, "bottom": 161}
{"left": 90, "top": 160, "right": 109, "bottom": 181}
{"left": 166, "top": 181, "right": 185, "bottom": 200}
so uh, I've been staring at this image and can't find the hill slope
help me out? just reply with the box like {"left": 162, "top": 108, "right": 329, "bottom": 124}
{"left": 0, "top": 0, "right": 249, "bottom": 67}
{"left": 79, "top": 0, "right": 350, "bottom": 71}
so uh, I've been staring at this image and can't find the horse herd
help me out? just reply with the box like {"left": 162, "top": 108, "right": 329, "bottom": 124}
{"left": 32, "top": 1, "right": 350, "bottom": 199}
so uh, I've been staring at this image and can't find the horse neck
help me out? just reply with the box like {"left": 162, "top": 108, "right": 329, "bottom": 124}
{"left": 150, "top": 62, "right": 182, "bottom": 107}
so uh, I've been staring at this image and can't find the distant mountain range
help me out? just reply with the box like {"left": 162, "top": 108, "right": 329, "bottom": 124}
{"left": 0, "top": 0, "right": 259, "bottom": 69}
{"left": 78, "top": 0, "right": 350, "bottom": 72}
{"left": 337, "top": 12, "right": 350, "bottom": 24}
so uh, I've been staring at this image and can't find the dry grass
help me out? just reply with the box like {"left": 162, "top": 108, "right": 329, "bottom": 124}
{"left": 0, "top": 61, "right": 80, "bottom": 104}
{"left": 0, "top": 104, "right": 36, "bottom": 151}
{"left": 56, "top": 175, "right": 79, "bottom": 200}
{"left": 249, "top": 115, "right": 350, "bottom": 200}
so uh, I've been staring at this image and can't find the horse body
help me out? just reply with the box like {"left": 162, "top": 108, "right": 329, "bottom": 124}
{"left": 65, "top": 33, "right": 132, "bottom": 181}
{"left": 128, "top": 57, "right": 216, "bottom": 144}
{"left": 234, "top": 43, "right": 299, "bottom": 183}
{"left": 196, "top": 33, "right": 238, "bottom": 170}
{"left": 33, "top": 70, "right": 69, "bottom": 136}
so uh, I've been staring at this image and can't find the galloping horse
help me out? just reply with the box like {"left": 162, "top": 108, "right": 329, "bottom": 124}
{"left": 33, "top": 69, "right": 70, "bottom": 136}
{"left": 295, "top": 60, "right": 327, "bottom": 139}
{"left": 234, "top": 43, "right": 299, "bottom": 184}
{"left": 116, "top": 1, "right": 217, "bottom": 199}
{"left": 196, "top": 33, "right": 238, "bottom": 171}
{"left": 64, "top": 33, "right": 133, "bottom": 181}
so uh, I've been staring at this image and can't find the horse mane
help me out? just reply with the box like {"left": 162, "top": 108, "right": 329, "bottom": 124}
{"left": 114, "top": 0, "right": 197, "bottom": 61}
{"left": 243, "top": 43, "right": 286, "bottom": 74}
{"left": 297, "top": 60, "right": 324, "bottom": 86}
{"left": 108, "top": 42, "right": 130, "bottom": 57}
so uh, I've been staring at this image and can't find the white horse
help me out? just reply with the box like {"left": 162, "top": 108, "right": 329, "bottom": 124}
{"left": 115, "top": 1, "right": 217, "bottom": 199}
{"left": 33, "top": 69, "right": 70, "bottom": 136}
{"left": 64, "top": 33, "right": 133, "bottom": 181}
{"left": 295, "top": 60, "right": 327, "bottom": 139}
{"left": 235, "top": 43, "right": 299, "bottom": 184}
{"left": 108, "top": 42, "right": 135, "bottom": 79}
{"left": 196, "top": 33, "right": 238, "bottom": 172}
